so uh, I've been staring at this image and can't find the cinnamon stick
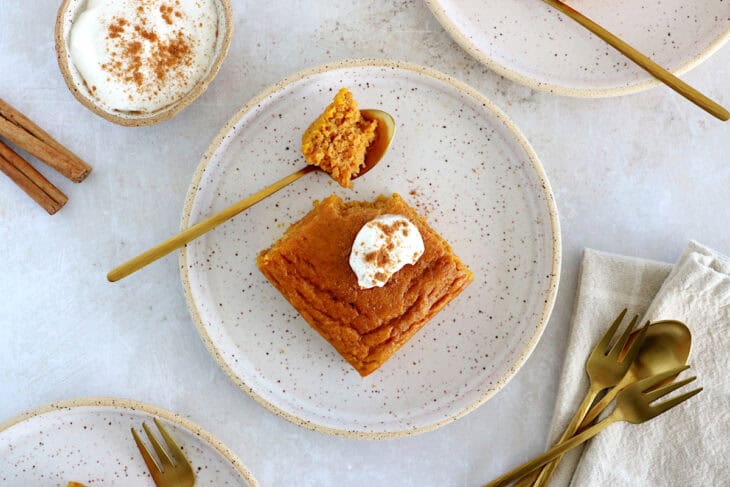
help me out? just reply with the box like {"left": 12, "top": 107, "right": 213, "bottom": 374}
{"left": 0, "top": 98, "right": 91, "bottom": 183}
{"left": 0, "top": 140, "right": 67, "bottom": 214}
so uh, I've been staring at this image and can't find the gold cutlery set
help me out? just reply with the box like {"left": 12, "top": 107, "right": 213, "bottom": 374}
{"left": 484, "top": 310, "right": 700, "bottom": 487}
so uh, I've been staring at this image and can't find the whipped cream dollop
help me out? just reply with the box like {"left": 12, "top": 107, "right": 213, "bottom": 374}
{"left": 69, "top": 0, "right": 219, "bottom": 113}
{"left": 349, "top": 214, "right": 425, "bottom": 289}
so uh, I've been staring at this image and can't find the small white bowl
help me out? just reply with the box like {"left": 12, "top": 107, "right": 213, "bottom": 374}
{"left": 55, "top": 0, "right": 233, "bottom": 127}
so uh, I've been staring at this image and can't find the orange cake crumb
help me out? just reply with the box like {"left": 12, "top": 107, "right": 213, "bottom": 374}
{"left": 301, "top": 88, "right": 377, "bottom": 188}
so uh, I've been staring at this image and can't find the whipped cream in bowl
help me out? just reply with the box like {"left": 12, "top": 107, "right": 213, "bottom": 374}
{"left": 349, "top": 214, "right": 425, "bottom": 289}
{"left": 55, "top": 0, "right": 233, "bottom": 126}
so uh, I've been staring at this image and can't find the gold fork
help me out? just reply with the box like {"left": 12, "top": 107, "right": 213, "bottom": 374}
{"left": 484, "top": 365, "right": 702, "bottom": 487}
{"left": 131, "top": 418, "right": 195, "bottom": 487}
{"left": 516, "top": 310, "right": 647, "bottom": 486}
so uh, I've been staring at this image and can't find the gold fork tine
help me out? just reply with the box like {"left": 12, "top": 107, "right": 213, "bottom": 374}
{"left": 644, "top": 376, "right": 697, "bottom": 402}
{"left": 131, "top": 427, "right": 162, "bottom": 482}
{"left": 142, "top": 422, "right": 174, "bottom": 469}
{"left": 594, "top": 308, "right": 627, "bottom": 356}
{"left": 651, "top": 387, "right": 703, "bottom": 415}
{"left": 153, "top": 418, "right": 189, "bottom": 467}
{"left": 636, "top": 365, "right": 691, "bottom": 392}
{"left": 131, "top": 418, "right": 196, "bottom": 487}
{"left": 617, "top": 321, "right": 649, "bottom": 366}
{"left": 608, "top": 315, "right": 639, "bottom": 359}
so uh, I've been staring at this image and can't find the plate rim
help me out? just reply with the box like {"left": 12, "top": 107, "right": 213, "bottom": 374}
{"left": 425, "top": 0, "right": 730, "bottom": 98}
{"left": 0, "top": 396, "right": 259, "bottom": 486}
{"left": 178, "top": 58, "right": 562, "bottom": 439}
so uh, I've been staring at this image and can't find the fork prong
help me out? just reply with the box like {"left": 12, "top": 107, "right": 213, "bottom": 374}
{"left": 594, "top": 308, "right": 628, "bottom": 357}
{"left": 609, "top": 315, "right": 639, "bottom": 359}
{"left": 153, "top": 417, "right": 191, "bottom": 470}
{"left": 651, "top": 387, "right": 703, "bottom": 416}
{"left": 142, "top": 421, "right": 174, "bottom": 469}
{"left": 131, "top": 427, "right": 162, "bottom": 480}
{"left": 635, "top": 365, "right": 691, "bottom": 392}
{"left": 617, "top": 320, "right": 649, "bottom": 365}
{"left": 645, "top": 376, "right": 697, "bottom": 402}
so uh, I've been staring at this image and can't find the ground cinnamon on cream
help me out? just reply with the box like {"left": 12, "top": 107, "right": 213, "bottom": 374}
{"left": 101, "top": 5, "right": 193, "bottom": 98}
{"left": 69, "top": 0, "right": 218, "bottom": 113}
{"left": 349, "top": 214, "right": 425, "bottom": 289}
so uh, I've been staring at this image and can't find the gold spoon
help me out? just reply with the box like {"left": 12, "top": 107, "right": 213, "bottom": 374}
{"left": 543, "top": 0, "right": 729, "bottom": 121}
{"left": 107, "top": 109, "right": 396, "bottom": 282}
{"left": 528, "top": 319, "right": 692, "bottom": 486}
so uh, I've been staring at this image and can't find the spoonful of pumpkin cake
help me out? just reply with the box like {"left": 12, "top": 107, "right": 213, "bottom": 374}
{"left": 107, "top": 88, "right": 396, "bottom": 282}
{"left": 302, "top": 88, "right": 387, "bottom": 188}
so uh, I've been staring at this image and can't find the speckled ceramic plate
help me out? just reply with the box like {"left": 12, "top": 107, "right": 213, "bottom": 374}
{"left": 425, "top": 0, "right": 730, "bottom": 97}
{"left": 0, "top": 398, "right": 258, "bottom": 486}
{"left": 180, "top": 59, "right": 560, "bottom": 438}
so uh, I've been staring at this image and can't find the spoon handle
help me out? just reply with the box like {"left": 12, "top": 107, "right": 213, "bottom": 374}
{"left": 107, "top": 165, "right": 316, "bottom": 282}
{"left": 543, "top": 0, "right": 729, "bottom": 121}
{"left": 519, "top": 385, "right": 601, "bottom": 486}
{"left": 483, "top": 416, "right": 618, "bottom": 487}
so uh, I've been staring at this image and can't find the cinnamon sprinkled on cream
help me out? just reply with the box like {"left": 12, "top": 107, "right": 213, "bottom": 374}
{"left": 69, "top": 0, "right": 219, "bottom": 113}
{"left": 101, "top": 9, "right": 195, "bottom": 93}
{"left": 349, "top": 214, "right": 425, "bottom": 289}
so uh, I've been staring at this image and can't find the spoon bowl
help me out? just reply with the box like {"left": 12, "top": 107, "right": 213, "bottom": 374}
{"left": 357, "top": 109, "right": 396, "bottom": 179}
{"left": 628, "top": 320, "right": 691, "bottom": 381}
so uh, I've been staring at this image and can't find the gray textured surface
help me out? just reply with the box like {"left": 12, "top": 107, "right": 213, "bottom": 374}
{"left": 0, "top": 1, "right": 728, "bottom": 486}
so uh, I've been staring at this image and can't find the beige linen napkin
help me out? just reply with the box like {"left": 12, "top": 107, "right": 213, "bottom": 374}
{"left": 546, "top": 242, "right": 730, "bottom": 487}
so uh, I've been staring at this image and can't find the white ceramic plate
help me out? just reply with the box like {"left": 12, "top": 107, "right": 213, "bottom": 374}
{"left": 426, "top": 0, "right": 730, "bottom": 97}
{"left": 180, "top": 60, "right": 560, "bottom": 438}
{"left": 0, "top": 398, "right": 257, "bottom": 486}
